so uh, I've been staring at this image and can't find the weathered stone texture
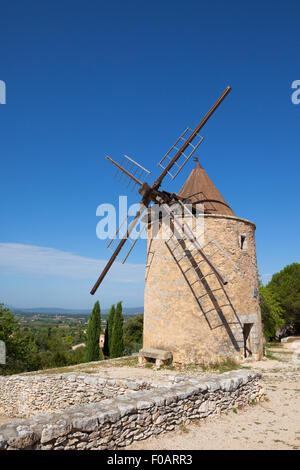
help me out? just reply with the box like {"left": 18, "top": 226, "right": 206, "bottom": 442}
{"left": 0, "top": 373, "right": 150, "bottom": 418}
{"left": 144, "top": 214, "right": 264, "bottom": 364}
{"left": 0, "top": 370, "right": 264, "bottom": 450}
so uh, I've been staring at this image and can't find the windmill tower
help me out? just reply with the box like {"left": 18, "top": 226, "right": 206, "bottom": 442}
{"left": 90, "top": 86, "right": 264, "bottom": 365}
{"left": 143, "top": 162, "right": 263, "bottom": 364}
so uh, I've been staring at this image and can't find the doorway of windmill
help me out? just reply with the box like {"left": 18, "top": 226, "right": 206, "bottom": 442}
{"left": 243, "top": 323, "right": 253, "bottom": 358}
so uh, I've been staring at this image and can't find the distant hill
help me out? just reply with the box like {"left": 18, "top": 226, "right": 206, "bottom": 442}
{"left": 9, "top": 306, "right": 144, "bottom": 315}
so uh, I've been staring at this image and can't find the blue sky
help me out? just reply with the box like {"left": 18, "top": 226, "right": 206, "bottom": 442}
{"left": 0, "top": 0, "right": 299, "bottom": 309}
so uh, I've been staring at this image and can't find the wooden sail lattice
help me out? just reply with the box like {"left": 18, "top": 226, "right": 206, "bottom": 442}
{"left": 106, "top": 205, "right": 148, "bottom": 264}
{"left": 157, "top": 128, "right": 204, "bottom": 181}
{"left": 113, "top": 154, "right": 150, "bottom": 192}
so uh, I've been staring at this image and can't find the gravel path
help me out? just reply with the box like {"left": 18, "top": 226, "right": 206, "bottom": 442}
{"left": 126, "top": 354, "right": 300, "bottom": 450}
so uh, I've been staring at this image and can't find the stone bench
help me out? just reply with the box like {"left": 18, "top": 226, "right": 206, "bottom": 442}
{"left": 138, "top": 348, "right": 172, "bottom": 368}
{"left": 281, "top": 336, "right": 300, "bottom": 343}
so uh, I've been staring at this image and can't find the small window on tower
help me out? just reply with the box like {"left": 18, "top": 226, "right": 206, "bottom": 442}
{"left": 239, "top": 234, "right": 247, "bottom": 250}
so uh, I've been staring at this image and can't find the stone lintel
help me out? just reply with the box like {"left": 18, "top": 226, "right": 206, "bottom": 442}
{"left": 139, "top": 348, "right": 172, "bottom": 361}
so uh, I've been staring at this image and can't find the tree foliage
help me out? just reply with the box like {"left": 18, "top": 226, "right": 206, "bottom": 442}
{"left": 259, "top": 286, "right": 284, "bottom": 341}
{"left": 267, "top": 263, "right": 300, "bottom": 335}
{"left": 85, "top": 301, "right": 103, "bottom": 362}
{"left": 0, "top": 304, "right": 40, "bottom": 375}
{"left": 110, "top": 301, "right": 124, "bottom": 358}
{"left": 102, "top": 319, "right": 110, "bottom": 358}
{"left": 123, "top": 314, "right": 143, "bottom": 354}
{"left": 259, "top": 263, "right": 300, "bottom": 340}
{"left": 103, "top": 304, "right": 115, "bottom": 358}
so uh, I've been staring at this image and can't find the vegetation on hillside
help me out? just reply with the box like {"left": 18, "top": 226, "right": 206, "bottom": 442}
{"left": 0, "top": 299, "right": 143, "bottom": 375}
{"left": 259, "top": 263, "right": 300, "bottom": 341}
{"left": 0, "top": 303, "right": 87, "bottom": 375}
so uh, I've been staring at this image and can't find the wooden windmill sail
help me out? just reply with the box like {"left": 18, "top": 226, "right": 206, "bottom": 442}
{"left": 90, "top": 86, "right": 238, "bottom": 295}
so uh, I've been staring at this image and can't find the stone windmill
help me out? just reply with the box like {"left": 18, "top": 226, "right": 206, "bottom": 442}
{"left": 91, "top": 86, "right": 264, "bottom": 365}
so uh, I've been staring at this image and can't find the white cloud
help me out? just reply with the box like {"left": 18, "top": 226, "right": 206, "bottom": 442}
{"left": 0, "top": 243, "right": 145, "bottom": 283}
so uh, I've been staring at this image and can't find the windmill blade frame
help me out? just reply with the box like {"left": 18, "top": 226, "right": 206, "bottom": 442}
{"left": 157, "top": 127, "right": 204, "bottom": 181}
{"left": 152, "top": 86, "right": 232, "bottom": 191}
{"left": 107, "top": 205, "right": 148, "bottom": 263}
{"left": 106, "top": 155, "right": 150, "bottom": 192}
{"left": 90, "top": 203, "right": 146, "bottom": 295}
{"left": 90, "top": 86, "right": 232, "bottom": 295}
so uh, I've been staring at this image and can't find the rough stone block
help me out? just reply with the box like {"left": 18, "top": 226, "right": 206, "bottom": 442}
{"left": 139, "top": 348, "right": 172, "bottom": 361}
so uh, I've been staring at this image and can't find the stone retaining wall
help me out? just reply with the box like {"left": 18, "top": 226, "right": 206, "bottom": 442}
{"left": 0, "top": 370, "right": 264, "bottom": 450}
{"left": 0, "top": 373, "right": 151, "bottom": 418}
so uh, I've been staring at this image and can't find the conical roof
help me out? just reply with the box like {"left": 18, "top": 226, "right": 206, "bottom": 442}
{"left": 177, "top": 163, "right": 236, "bottom": 216}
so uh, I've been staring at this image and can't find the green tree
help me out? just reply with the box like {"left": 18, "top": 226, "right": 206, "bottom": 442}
{"left": 0, "top": 304, "right": 40, "bottom": 375}
{"left": 67, "top": 345, "right": 86, "bottom": 365}
{"left": 85, "top": 301, "right": 103, "bottom": 362}
{"left": 65, "top": 335, "right": 73, "bottom": 346}
{"left": 267, "top": 263, "right": 300, "bottom": 335}
{"left": 103, "top": 304, "right": 115, "bottom": 358}
{"left": 102, "top": 319, "right": 110, "bottom": 357}
{"left": 259, "top": 285, "right": 284, "bottom": 341}
{"left": 52, "top": 350, "right": 68, "bottom": 367}
{"left": 123, "top": 314, "right": 143, "bottom": 354}
{"left": 110, "top": 301, "right": 124, "bottom": 358}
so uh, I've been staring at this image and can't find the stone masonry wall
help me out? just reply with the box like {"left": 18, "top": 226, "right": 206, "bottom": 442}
{"left": 0, "top": 370, "right": 264, "bottom": 450}
{"left": 144, "top": 214, "right": 264, "bottom": 364}
{"left": 0, "top": 373, "right": 151, "bottom": 418}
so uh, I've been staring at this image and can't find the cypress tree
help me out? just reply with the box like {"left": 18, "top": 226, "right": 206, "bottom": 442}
{"left": 86, "top": 301, "right": 102, "bottom": 362}
{"left": 110, "top": 301, "right": 124, "bottom": 358}
{"left": 104, "top": 304, "right": 115, "bottom": 357}
{"left": 102, "top": 319, "right": 109, "bottom": 358}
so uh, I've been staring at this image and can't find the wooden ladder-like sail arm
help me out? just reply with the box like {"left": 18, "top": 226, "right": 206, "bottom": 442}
{"left": 152, "top": 86, "right": 232, "bottom": 191}
{"left": 90, "top": 205, "right": 145, "bottom": 295}
{"left": 106, "top": 155, "right": 144, "bottom": 187}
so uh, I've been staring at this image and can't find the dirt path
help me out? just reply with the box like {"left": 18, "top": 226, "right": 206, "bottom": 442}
{"left": 127, "top": 354, "right": 300, "bottom": 450}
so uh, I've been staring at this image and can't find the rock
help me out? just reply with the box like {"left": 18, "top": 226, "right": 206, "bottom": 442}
{"left": 40, "top": 444, "right": 53, "bottom": 450}
{"left": 0, "top": 437, "right": 7, "bottom": 450}
{"left": 199, "top": 401, "right": 209, "bottom": 413}
{"left": 206, "top": 381, "right": 220, "bottom": 392}
{"left": 173, "top": 385, "right": 198, "bottom": 400}
{"left": 66, "top": 375, "right": 76, "bottom": 382}
{"left": 72, "top": 416, "right": 99, "bottom": 432}
{"left": 76, "top": 441, "right": 88, "bottom": 449}
{"left": 40, "top": 422, "right": 71, "bottom": 444}
{"left": 126, "top": 382, "right": 140, "bottom": 391}
{"left": 8, "top": 431, "right": 40, "bottom": 449}
{"left": 220, "top": 378, "right": 235, "bottom": 392}
{"left": 153, "top": 414, "right": 167, "bottom": 425}
{"left": 136, "top": 399, "right": 154, "bottom": 410}
{"left": 83, "top": 377, "right": 98, "bottom": 385}
{"left": 117, "top": 402, "right": 136, "bottom": 417}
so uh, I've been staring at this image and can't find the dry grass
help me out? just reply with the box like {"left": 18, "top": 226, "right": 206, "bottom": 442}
{"left": 21, "top": 356, "right": 138, "bottom": 376}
